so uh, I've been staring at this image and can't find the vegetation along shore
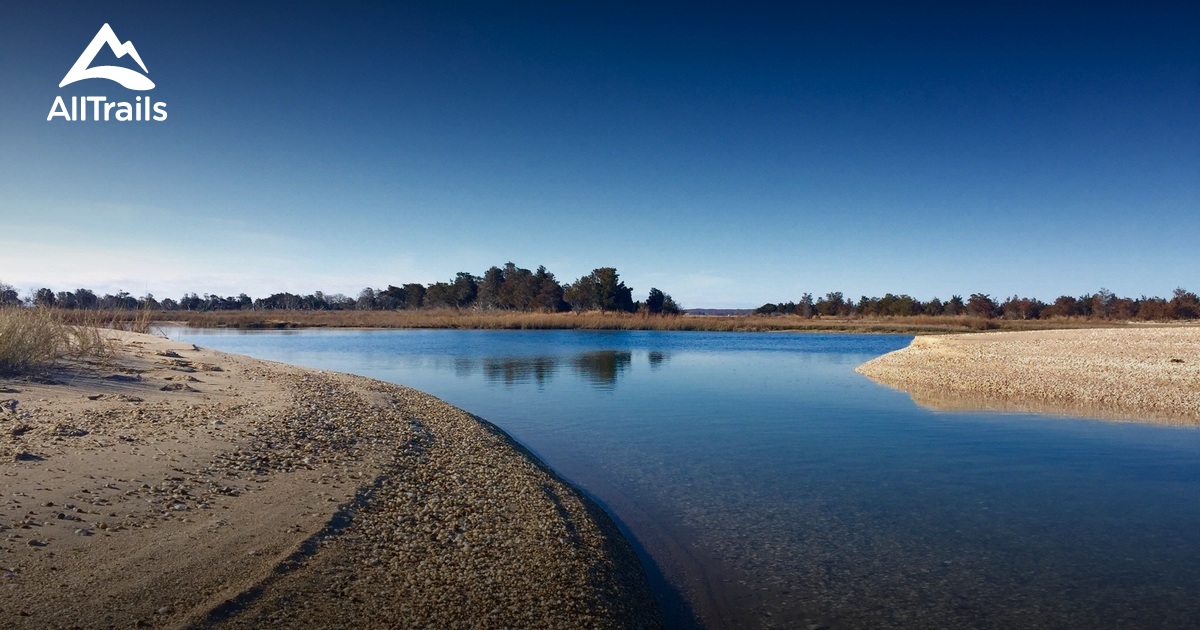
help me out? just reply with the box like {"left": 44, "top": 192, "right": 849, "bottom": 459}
{"left": 3, "top": 267, "right": 1197, "bottom": 333}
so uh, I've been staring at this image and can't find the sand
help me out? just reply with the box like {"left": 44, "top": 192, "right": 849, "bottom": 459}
{"left": 0, "top": 331, "right": 660, "bottom": 629}
{"left": 856, "top": 326, "right": 1200, "bottom": 423}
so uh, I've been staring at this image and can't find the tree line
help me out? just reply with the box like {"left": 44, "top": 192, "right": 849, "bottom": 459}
{"left": 0, "top": 263, "right": 682, "bottom": 315}
{"left": 755, "top": 288, "right": 1200, "bottom": 320}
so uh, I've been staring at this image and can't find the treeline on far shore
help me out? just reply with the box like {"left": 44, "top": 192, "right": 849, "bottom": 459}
{"left": 756, "top": 288, "right": 1200, "bottom": 321}
{"left": 0, "top": 263, "right": 682, "bottom": 315}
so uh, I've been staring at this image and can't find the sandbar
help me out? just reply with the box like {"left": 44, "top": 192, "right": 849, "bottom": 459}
{"left": 0, "top": 331, "right": 661, "bottom": 628}
{"left": 856, "top": 327, "right": 1200, "bottom": 424}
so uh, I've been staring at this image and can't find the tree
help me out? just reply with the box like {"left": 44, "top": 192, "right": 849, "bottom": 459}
{"left": 355, "top": 288, "right": 377, "bottom": 310}
{"left": 533, "top": 267, "right": 567, "bottom": 312}
{"left": 451, "top": 272, "right": 479, "bottom": 307}
{"left": 402, "top": 283, "right": 426, "bottom": 309}
{"left": 1044, "top": 295, "right": 1079, "bottom": 318}
{"left": 477, "top": 266, "right": 505, "bottom": 309}
{"left": 566, "top": 278, "right": 599, "bottom": 311}
{"left": 1076, "top": 293, "right": 1095, "bottom": 317}
{"left": 1171, "top": 288, "right": 1199, "bottom": 319}
{"left": 594, "top": 268, "right": 635, "bottom": 312}
{"left": 815, "top": 292, "right": 845, "bottom": 317}
{"left": 967, "top": 293, "right": 998, "bottom": 318}
{"left": 0, "top": 283, "right": 18, "bottom": 307}
{"left": 378, "top": 285, "right": 405, "bottom": 309}
{"left": 75, "top": 288, "right": 98, "bottom": 310}
{"left": 1093, "top": 288, "right": 1116, "bottom": 318}
{"left": 423, "top": 282, "right": 456, "bottom": 308}
{"left": 645, "top": 288, "right": 667, "bottom": 314}
{"left": 566, "top": 268, "right": 635, "bottom": 312}
{"left": 34, "top": 288, "right": 56, "bottom": 308}
{"left": 1001, "top": 295, "right": 1043, "bottom": 320}
{"left": 798, "top": 293, "right": 815, "bottom": 318}
{"left": 498, "top": 263, "right": 537, "bottom": 310}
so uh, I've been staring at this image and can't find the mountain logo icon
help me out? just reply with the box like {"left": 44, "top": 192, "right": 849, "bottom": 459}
{"left": 59, "top": 23, "right": 155, "bottom": 91}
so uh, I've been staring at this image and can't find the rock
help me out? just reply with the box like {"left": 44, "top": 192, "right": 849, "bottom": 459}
{"left": 51, "top": 424, "right": 88, "bottom": 438}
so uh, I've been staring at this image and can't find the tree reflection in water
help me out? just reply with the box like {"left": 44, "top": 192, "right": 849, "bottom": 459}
{"left": 470, "top": 350, "right": 668, "bottom": 388}
{"left": 481, "top": 356, "right": 559, "bottom": 387}
{"left": 572, "top": 351, "right": 632, "bottom": 389}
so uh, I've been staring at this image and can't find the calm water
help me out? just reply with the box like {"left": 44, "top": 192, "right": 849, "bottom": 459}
{"left": 166, "top": 329, "right": 1200, "bottom": 629}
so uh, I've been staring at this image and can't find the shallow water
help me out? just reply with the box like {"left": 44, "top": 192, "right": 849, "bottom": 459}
{"left": 166, "top": 328, "right": 1200, "bottom": 629}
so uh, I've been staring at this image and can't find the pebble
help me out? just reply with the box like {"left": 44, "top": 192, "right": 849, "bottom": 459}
{"left": 0, "top": 335, "right": 662, "bottom": 629}
{"left": 858, "top": 328, "right": 1200, "bottom": 423}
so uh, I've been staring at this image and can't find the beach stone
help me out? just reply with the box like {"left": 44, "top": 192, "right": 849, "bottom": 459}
{"left": 857, "top": 328, "right": 1200, "bottom": 424}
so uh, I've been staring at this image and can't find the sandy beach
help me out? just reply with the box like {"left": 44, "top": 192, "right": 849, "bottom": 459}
{"left": 0, "top": 332, "right": 660, "bottom": 628}
{"left": 856, "top": 326, "right": 1200, "bottom": 423}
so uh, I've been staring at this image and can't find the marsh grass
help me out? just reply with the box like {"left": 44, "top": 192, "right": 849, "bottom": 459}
{"left": 81, "top": 308, "right": 1143, "bottom": 334}
{"left": 0, "top": 307, "right": 114, "bottom": 375}
{"left": 58, "top": 308, "right": 159, "bottom": 334}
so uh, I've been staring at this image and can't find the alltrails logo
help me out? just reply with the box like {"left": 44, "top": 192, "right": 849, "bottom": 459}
{"left": 48, "top": 23, "right": 167, "bottom": 122}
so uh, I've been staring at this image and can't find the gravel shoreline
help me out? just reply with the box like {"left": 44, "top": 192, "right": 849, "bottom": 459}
{"left": 856, "top": 327, "right": 1200, "bottom": 424}
{"left": 0, "top": 331, "right": 661, "bottom": 628}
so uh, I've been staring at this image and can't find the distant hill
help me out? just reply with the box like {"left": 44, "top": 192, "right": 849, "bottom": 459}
{"left": 684, "top": 308, "right": 755, "bottom": 316}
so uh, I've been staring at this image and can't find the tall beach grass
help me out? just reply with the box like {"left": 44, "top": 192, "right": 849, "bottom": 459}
{"left": 75, "top": 308, "right": 1152, "bottom": 334}
{"left": 0, "top": 307, "right": 113, "bottom": 375}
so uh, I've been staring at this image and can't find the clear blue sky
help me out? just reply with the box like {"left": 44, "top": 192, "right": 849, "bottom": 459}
{"left": 1, "top": 2, "right": 1197, "bottom": 308}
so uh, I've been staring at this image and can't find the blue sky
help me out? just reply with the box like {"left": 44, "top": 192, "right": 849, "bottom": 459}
{"left": 1, "top": 2, "right": 1196, "bottom": 308}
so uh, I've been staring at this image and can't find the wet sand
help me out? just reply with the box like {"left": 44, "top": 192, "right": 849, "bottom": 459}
{"left": 0, "top": 331, "right": 660, "bottom": 628}
{"left": 856, "top": 326, "right": 1200, "bottom": 424}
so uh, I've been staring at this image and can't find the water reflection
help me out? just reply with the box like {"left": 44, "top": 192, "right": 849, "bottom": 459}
{"left": 481, "top": 356, "right": 559, "bottom": 387}
{"left": 648, "top": 350, "right": 668, "bottom": 370}
{"left": 571, "top": 350, "right": 632, "bottom": 390}
{"left": 448, "top": 350, "right": 659, "bottom": 388}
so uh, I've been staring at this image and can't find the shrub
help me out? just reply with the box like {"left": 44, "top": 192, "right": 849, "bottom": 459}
{"left": 0, "top": 307, "right": 112, "bottom": 375}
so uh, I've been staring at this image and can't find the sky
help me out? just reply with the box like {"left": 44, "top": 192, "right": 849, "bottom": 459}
{"left": 1, "top": 1, "right": 1197, "bottom": 308}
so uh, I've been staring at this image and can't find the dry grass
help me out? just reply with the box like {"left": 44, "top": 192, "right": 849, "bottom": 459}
{"left": 69, "top": 308, "right": 1155, "bottom": 334}
{"left": 56, "top": 308, "right": 160, "bottom": 334}
{"left": 0, "top": 307, "right": 114, "bottom": 375}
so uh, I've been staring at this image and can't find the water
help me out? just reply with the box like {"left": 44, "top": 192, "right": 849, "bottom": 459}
{"left": 165, "top": 328, "right": 1200, "bottom": 629}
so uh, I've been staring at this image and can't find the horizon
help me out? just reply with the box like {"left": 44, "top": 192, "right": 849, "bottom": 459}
{"left": 2, "top": 2, "right": 1197, "bottom": 308}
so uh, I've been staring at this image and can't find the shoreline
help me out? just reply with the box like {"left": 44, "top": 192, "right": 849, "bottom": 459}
{"left": 63, "top": 308, "right": 1168, "bottom": 335}
{"left": 856, "top": 327, "right": 1200, "bottom": 424}
{"left": 0, "top": 331, "right": 662, "bottom": 628}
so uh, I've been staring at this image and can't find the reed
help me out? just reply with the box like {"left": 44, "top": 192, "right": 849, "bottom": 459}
{"left": 79, "top": 308, "right": 1143, "bottom": 334}
{"left": 0, "top": 307, "right": 114, "bottom": 375}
